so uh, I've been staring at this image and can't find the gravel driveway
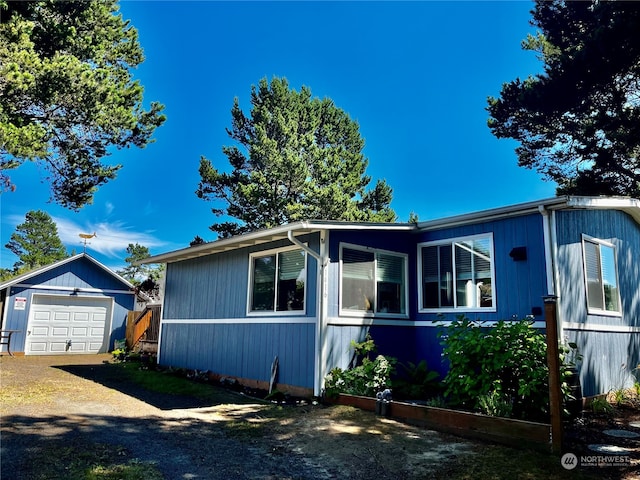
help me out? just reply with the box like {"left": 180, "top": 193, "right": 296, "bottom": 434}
{"left": 1, "top": 355, "right": 473, "bottom": 479}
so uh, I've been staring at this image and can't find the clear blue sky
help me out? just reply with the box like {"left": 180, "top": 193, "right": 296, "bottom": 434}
{"left": 1, "top": 0, "right": 556, "bottom": 271}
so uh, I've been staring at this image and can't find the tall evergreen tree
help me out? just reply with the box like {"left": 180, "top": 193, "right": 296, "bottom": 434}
{"left": 487, "top": 0, "right": 640, "bottom": 197}
{"left": 117, "top": 243, "right": 164, "bottom": 298}
{"left": 0, "top": 0, "right": 165, "bottom": 209}
{"left": 5, "top": 210, "right": 68, "bottom": 271}
{"left": 197, "top": 77, "right": 396, "bottom": 238}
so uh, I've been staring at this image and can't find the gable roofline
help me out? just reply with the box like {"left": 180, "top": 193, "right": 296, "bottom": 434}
{"left": 139, "top": 220, "right": 415, "bottom": 265}
{"left": 138, "top": 196, "right": 640, "bottom": 265}
{"left": 415, "top": 196, "right": 640, "bottom": 231}
{"left": 0, "top": 253, "right": 134, "bottom": 291}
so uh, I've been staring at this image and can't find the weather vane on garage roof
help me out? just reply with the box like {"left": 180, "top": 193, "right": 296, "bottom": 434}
{"left": 79, "top": 232, "right": 97, "bottom": 253}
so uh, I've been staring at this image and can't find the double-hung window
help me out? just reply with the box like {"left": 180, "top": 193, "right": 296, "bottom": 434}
{"left": 249, "top": 247, "right": 306, "bottom": 313}
{"left": 582, "top": 236, "right": 621, "bottom": 315}
{"left": 340, "top": 244, "right": 408, "bottom": 317}
{"left": 419, "top": 233, "right": 495, "bottom": 311}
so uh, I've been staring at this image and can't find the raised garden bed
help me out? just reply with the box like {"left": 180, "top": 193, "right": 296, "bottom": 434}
{"left": 327, "top": 393, "right": 553, "bottom": 453}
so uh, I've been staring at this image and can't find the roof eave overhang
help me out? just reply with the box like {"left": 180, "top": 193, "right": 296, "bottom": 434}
{"left": 139, "top": 220, "right": 415, "bottom": 265}
{"left": 415, "top": 196, "right": 640, "bottom": 232}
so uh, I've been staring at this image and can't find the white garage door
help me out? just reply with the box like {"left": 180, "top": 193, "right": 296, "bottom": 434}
{"left": 26, "top": 295, "right": 112, "bottom": 355}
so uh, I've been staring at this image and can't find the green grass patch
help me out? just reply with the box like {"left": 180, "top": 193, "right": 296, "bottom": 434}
{"left": 110, "top": 362, "right": 249, "bottom": 404}
{"left": 22, "top": 442, "right": 163, "bottom": 480}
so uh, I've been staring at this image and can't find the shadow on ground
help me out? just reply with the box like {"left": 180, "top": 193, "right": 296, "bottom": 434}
{"left": 2, "top": 410, "right": 323, "bottom": 480}
{"left": 54, "top": 363, "right": 249, "bottom": 410}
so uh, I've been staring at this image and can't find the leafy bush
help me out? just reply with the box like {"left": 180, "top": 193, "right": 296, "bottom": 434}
{"left": 111, "top": 348, "right": 127, "bottom": 362}
{"left": 437, "top": 315, "right": 577, "bottom": 421}
{"left": 393, "top": 360, "right": 441, "bottom": 400}
{"left": 324, "top": 335, "right": 396, "bottom": 398}
{"left": 478, "top": 386, "right": 514, "bottom": 417}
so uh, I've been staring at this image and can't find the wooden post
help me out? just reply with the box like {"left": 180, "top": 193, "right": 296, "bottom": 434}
{"left": 544, "top": 295, "right": 563, "bottom": 454}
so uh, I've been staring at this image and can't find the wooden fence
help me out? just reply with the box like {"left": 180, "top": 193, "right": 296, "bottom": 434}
{"left": 125, "top": 305, "right": 161, "bottom": 352}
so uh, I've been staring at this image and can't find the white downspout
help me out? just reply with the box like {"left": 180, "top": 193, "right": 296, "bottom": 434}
{"left": 539, "top": 205, "right": 555, "bottom": 296}
{"left": 288, "top": 230, "right": 328, "bottom": 397}
{"left": 318, "top": 231, "right": 329, "bottom": 397}
{"left": 156, "top": 265, "right": 168, "bottom": 364}
{"left": 287, "top": 230, "right": 323, "bottom": 264}
{"left": 539, "top": 205, "right": 563, "bottom": 341}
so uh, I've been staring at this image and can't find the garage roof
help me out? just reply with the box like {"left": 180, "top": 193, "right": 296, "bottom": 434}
{"left": 0, "top": 253, "right": 134, "bottom": 291}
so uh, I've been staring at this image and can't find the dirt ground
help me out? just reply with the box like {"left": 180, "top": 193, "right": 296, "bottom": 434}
{"left": 0, "top": 354, "right": 474, "bottom": 480}
{"left": 2, "top": 355, "right": 638, "bottom": 480}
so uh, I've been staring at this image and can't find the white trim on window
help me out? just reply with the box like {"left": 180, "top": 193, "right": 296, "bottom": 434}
{"left": 339, "top": 243, "right": 409, "bottom": 319}
{"left": 417, "top": 233, "right": 496, "bottom": 313}
{"left": 246, "top": 244, "right": 307, "bottom": 316}
{"left": 581, "top": 235, "right": 622, "bottom": 317}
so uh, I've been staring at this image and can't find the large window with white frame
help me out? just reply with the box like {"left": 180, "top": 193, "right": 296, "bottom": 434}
{"left": 340, "top": 244, "right": 408, "bottom": 317}
{"left": 249, "top": 246, "right": 306, "bottom": 314}
{"left": 419, "top": 233, "right": 495, "bottom": 311}
{"left": 582, "top": 235, "right": 621, "bottom": 315}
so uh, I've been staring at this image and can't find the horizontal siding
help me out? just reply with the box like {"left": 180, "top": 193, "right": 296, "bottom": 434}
{"left": 159, "top": 321, "right": 315, "bottom": 389}
{"left": 164, "top": 234, "right": 319, "bottom": 320}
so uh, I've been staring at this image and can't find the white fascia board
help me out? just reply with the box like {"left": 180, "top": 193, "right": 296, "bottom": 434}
{"left": 138, "top": 221, "right": 415, "bottom": 265}
{"left": 415, "top": 197, "right": 568, "bottom": 231}
{"left": 415, "top": 196, "right": 640, "bottom": 232}
{"left": 563, "top": 196, "right": 640, "bottom": 224}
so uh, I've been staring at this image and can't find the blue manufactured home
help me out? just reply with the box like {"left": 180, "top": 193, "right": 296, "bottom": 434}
{"left": 0, "top": 254, "right": 135, "bottom": 355}
{"left": 143, "top": 196, "right": 640, "bottom": 398}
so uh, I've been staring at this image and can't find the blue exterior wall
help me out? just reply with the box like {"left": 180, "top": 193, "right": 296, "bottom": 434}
{"left": 160, "top": 321, "right": 316, "bottom": 389}
{"left": 158, "top": 233, "right": 320, "bottom": 391}
{"left": 413, "top": 213, "right": 548, "bottom": 322}
{"left": 163, "top": 234, "right": 318, "bottom": 320}
{"left": 1, "top": 256, "right": 134, "bottom": 353}
{"left": 555, "top": 209, "right": 640, "bottom": 395}
{"left": 158, "top": 207, "right": 639, "bottom": 397}
{"left": 323, "top": 214, "right": 549, "bottom": 381}
{"left": 326, "top": 230, "right": 416, "bottom": 319}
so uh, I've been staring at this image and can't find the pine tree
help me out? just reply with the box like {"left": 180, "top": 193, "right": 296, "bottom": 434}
{"left": 5, "top": 210, "right": 68, "bottom": 271}
{"left": 0, "top": 0, "right": 165, "bottom": 209}
{"left": 197, "top": 77, "right": 396, "bottom": 238}
{"left": 487, "top": 0, "right": 640, "bottom": 196}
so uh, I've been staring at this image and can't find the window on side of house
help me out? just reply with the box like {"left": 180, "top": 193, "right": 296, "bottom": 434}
{"left": 419, "top": 233, "right": 495, "bottom": 312}
{"left": 582, "top": 236, "right": 620, "bottom": 315}
{"left": 249, "top": 247, "right": 306, "bottom": 314}
{"left": 340, "top": 244, "right": 407, "bottom": 317}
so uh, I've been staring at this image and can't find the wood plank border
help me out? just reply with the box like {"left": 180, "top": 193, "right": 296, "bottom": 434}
{"left": 328, "top": 394, "right": 552, "bottom": 452}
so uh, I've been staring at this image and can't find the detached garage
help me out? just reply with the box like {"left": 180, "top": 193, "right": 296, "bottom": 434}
{"left": 0, "top": 254, "right": 135, "bottom": 355}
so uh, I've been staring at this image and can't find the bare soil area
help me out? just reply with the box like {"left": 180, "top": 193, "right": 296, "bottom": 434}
{"left": 1, "top": 355, "right": 473, "bottom": 480}
{"left": 1, "top": 355, "right": 637, "bottom": 479}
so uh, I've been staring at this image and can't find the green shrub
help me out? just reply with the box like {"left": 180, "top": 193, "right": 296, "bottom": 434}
{"left": 590, "top": 397, "right": 614, "bottom": 415}
{"left": 478, "top": 386, "right": 514, "bottom": 417}
{"left": 437, "top": 315, "right": 576, "bottom": 421}
{"left": 392, "top": 360, "right": 441, "bottom": 400}
{"left": 324, "top": 335, "right": 396, "bottom": 398}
